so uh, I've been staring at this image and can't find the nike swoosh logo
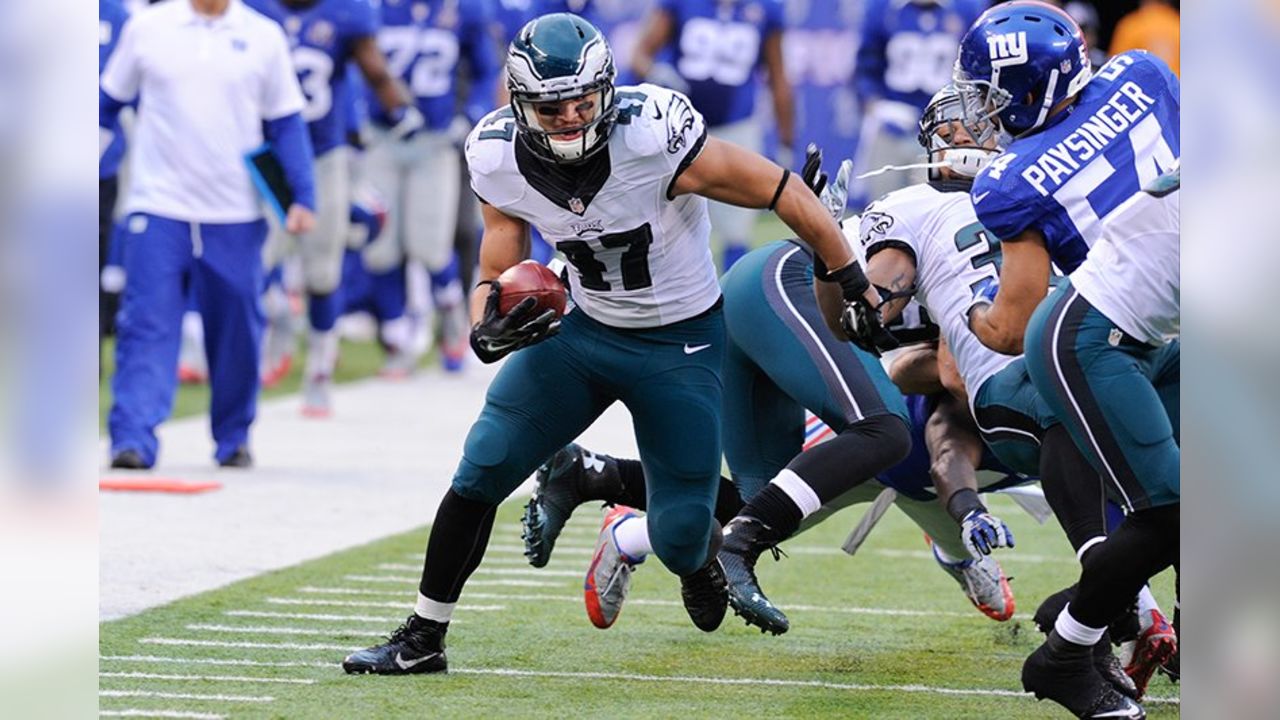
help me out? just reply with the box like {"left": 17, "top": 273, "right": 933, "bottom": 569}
{"left": 394, "top": 651, "right": 440, "bottom": 670}
{"left": 972, "top": 191, "right": 991, "bottom": 203}
{"left": 652, "top": 104, "right": 663, "bottom": 120}
{"left": 683, "top": 343, "right": 712, "bottom": 355}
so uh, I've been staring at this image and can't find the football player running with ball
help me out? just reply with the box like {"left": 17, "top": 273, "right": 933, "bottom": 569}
{"left": 343, "top": 12, "right": 882, "bottom": 676}
{"left": 953, "top": 3, "right": 1179, "bottom": 717}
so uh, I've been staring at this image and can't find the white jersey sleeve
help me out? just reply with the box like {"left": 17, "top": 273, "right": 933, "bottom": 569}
{"left": 861, "top": 183, "right": 1018, "bottom": 398}
{"left": 465, "top": 85, "right": 720, "bottom": 329}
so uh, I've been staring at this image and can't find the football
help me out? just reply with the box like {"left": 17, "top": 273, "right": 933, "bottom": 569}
{"left": 496, "top": 260, "right": 567, "bottom": 318}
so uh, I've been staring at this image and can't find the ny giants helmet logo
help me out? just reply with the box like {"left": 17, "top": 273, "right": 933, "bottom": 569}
{"left": 987, "top": 31, "right": 1028, "bottom": 67}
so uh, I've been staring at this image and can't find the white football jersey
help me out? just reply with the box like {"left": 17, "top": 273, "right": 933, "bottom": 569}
{"left": 465, "top": 84, "right": 720, "bottom": 329}
{"left": 858, "top": 181, "right": 1018, "bottom": 399}
{"left": 1069, "top": 179, "right": 1179, "bottom": 345}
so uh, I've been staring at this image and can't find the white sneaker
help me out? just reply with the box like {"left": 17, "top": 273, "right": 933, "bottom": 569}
{"left": 301, "top": 374, "right": 332, "bottom": 418}
{"left": 583, "top": 506, "right": 642, "bottom": 629}
{"left": 932, "top": 542, "right": 1016, "bottom": 621}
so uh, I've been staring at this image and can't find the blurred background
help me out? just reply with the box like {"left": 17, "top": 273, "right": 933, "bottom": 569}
{"left": 11, "top": 0, "right": 1276, "bottom": 717}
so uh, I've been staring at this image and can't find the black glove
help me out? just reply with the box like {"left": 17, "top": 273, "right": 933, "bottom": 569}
{"left": 828, "top": 263, "right": 900, "bottom": 356}
{"left": 801, "top": 143, "right": 828, "bottom": 198}
{"left": 468, "top": 281, "right": 561, "bottom": 364}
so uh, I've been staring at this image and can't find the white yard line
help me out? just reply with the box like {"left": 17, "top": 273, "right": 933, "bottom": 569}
{"left": 475, "top": 544, "right": 1074, "bottom": 565}
{"left": 345, "top": 573, "right": 570, "bottom": 585}
{"left": 100, "top": 710, "right": 226, "bottom": 719}
{"left": 100, "top": 671, "right": 315, "bottom": 685}
{"left": 97, "top": 657, "right": 1179, "bottom": 707}
{"left": 185, "top": 624, "right": 387, "bottom": 637}
{"left": 100, "top": 690, "right": 273, "bottom": 703}
{"left": 140, "top": 638, "right": 355, "bottom": 652}
{"left": 101, "top": 655, "right": 332, "bottom": 670}
{"left": 225, "top": 610, "right": 399, "bottom": 623}
{"left": 485, "top": 544, "right": 593, "bottom": 557}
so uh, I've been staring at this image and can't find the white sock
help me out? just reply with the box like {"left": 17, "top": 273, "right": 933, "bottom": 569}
{"left": 1136, "top": 585, "right": 1160, "bottom": 624}
{"left": 933, "top": 542, "right": 968, "bottom": 566}
{"left": 1055, "top": 604, "right": 1106, "bottom": 646}
{"left": 771, "top": 469, "right": 822, "bottom": 519}
{"left": 306, "top": 329, "right": 339, "bottom": 378}
{"left": 415, "top": 593, "right": 454, "bottom": 623}
{"left": 612, "top": 515, "right": 652, "bottom": 561}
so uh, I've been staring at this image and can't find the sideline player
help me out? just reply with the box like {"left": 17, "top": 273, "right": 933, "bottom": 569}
{"left": 248, "top": 0, "right": 419, "bottom": 416}
{"left": 630, "top": 0, "right": 794, "bottom": 270}
{"left": 953, "top": 3, "right": 1178, "bottom": 716}
{"left": 362, "top": 0, "right": 500, "bottom": 374}
{"left": 342, "top": 13, "right": 881, "bottom": 675}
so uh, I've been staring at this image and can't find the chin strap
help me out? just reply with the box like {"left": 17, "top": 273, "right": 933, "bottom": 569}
{"left": 856, "top": 149, "right": 995, "bottom": 180}
{"left": 856, "top": 160, "right": 949, "bottom": 180}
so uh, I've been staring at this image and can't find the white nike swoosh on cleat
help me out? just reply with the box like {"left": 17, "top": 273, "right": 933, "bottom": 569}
{"left": 683, "top": 343, "right": 712, "bottom": 355}
{"left": 394, "top": 651, "right": 439, "bottom": 670}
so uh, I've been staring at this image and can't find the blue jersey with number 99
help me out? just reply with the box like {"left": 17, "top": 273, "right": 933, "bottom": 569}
{"left": 247, "top": 0, "right": 379, "bottom": 156}
{"left": 970, "top": 51, "right": 1180, "bottom": 273}
{"left": 855, "top": 0, "right": 984, "bottom": 112}
{"left": 661, "top": 0, "right": 784, "bottom": 128}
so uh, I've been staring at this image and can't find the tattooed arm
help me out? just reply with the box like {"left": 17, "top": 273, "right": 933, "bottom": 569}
{"left": 862, "top": 247, "right": 916, "bottom": 324}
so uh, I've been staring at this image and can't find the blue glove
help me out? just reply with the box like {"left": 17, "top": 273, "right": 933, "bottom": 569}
{"left": 961, "top": 509, "right": 1014, "bottom": 558}
{"left": 967, "top": 276, "right": 1000, "bottom": 317}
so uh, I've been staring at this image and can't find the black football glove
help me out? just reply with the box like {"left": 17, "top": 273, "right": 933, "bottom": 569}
{"left": 826, "top": 262, "right": 900, "bottom": 357}
{"left": 469, "top": 281, "right": 561, "bottom": 364}
{"left": 800, "top": 144, "right": 853, "bottom": 221}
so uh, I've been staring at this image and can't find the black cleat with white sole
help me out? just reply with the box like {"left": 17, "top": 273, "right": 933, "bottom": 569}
{"left": 720, "top": 517, "right": 790, "bottom": 635}
{"left": 343, "top": 615, "right": 448, "bottom": 675}
{"left": 522, "top": 444, "right": 624, "bottom": 568}
{"left": 1023, "top": 631, "right": 1145, "bottom": 719}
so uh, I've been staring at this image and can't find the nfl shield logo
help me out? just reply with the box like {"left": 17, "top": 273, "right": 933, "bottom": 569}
{"left": 1060, "top": 58, "right": 1073, "bottom": 73}
{"left": 1108, "top": 328, "right": 1123, "bottom": 347}
{"left": 569, "top": 197, "right": 585, "bottom": 215}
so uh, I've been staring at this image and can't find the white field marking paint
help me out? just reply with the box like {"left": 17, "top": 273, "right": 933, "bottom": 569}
{"left": 779, "top": 546, "right": 1076, "bottom": 565}
{"left": 265, "top": 597, "right": 502, "bottom": 611}
{"left": 100, "top": 711, "right": 225, "bottom": 719}
{"left": 100, "top": 690, "right": 273, "bottom": 703}
{"left": 378, "top": 560, "right": 576, "bottom": 571}
{"left": 268, "top": 594, "right": 1008, "bottom": 619}
{"left": 225, "top": 610, "right": 399, "bottom": 623}
{"left": 101, "top": 655, "right": 332, "bottom": 670}
{"left": 446, "top": 668, "right": 1180, "bottom": 705}
{"left": 186, "top": 624, "right": 389, "bottom": 637}
{"left": 344, "top": 575, "right": 566, "bottom": 588}
{"left": 100, "top": 671, "right": 315, "bottom": 685}
{"left": 141, "top": 638, "right": 356, "bottom": 652}
{"left": 297, "top": 586, "right": 410, "bottom": 596}
{"left": 347, "top": 570, "right": 577, "bottom": 583}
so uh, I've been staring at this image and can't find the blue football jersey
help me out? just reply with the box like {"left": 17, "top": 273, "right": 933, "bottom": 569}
{"left": 971, "top": 51, "right": 1180, "bottom": 273}
{"left": 99, "top": 0, "right": 130, "bottom": 180}
{"left": 660, "top": 0, "right": 784, "bottom": 127}
{"left": 855, "top": 0, "right": 983, "bottom": 112}
{"left": 375, "top": 0, "right": 500, "bottom": 130}
{"left": 247, "top": 0, "right": 380, "bottom": 155}
{"left": 785, "top": 0, "right": 862, "bottom": 171}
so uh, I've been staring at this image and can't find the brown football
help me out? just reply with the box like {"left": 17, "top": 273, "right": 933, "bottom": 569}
{"left": 497, "top": 260, "right": 567, "bottom": 317}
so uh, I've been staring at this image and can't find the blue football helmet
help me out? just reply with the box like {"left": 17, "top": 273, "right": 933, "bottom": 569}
{"left": 507, "top": 13, "right": 617, "bottom": 164}
{"left": 952, "top": 1, "right": 1092, "bottom": 141}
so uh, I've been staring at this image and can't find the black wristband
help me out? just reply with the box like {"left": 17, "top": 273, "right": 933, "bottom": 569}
{"left": 828, "top": 260, "right": 870, "bottom": 300}
{"left": 767, "top": 168, "right": 791, "bottom": 211}
{"left": 812, "top": 254, "right": 831, "bottom": 281}
{"left": 946, "top": 488, "right": 987, "bottom": 524}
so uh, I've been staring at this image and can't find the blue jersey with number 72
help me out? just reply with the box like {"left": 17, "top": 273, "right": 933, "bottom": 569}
{"left": 970, "top": 51, "right": 1180, "bottom": 274}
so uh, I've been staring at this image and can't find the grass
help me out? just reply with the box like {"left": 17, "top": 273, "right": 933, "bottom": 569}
{"left": 98, "top": 336, "right": 409, "bottom": 429}
{"left": 99, "top": 495, "right": 1179, "bottom": 718}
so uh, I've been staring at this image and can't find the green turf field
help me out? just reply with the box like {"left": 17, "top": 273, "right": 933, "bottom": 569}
{"left": 99, "top": 495, "right": 1179, "bottom": 718}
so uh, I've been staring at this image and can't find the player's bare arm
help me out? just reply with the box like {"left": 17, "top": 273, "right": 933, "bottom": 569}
{"left": 761, "top": 30, "right": 794, "bottom": 149}
{"left": 672, "top": 137, "right": 860, "bottom": 284}
{"left": 630, "top": 8, "right": 675, "bottom": 80}
{"left": 936, "top": 335, "right": 968, "bottom": 407}
{"left": 967, "top": 228, "right": 1052, "bottom": 355}
{"left": 923, "top": 392, "right": 986, "bottom": 521}
{"left": 888, "top": 342, "right": 944, "bottom": 396}
{"left": 351, "top": 36, "right": 412, "bottom": 112}
{"left": 862, "top": 246, "right": 917, "bottom": 324}
{"left": 469, "top": 202, "right": 531, "bottom": 325}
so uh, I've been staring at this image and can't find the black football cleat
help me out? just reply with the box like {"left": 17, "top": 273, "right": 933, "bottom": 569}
{"left": 1023, "top": 631, "right": 1146, "bottom": 719}
{"left": 680, "top": 557, "right": 728, "bottom": 632}
{"left": 1033, "top": 584, "right": 1077, "bottom": 635}
{"left": 218, "top": 446, "right": 253, "bottom": 469}
{"left": 720, "top": 517, "right": 790, "bottom": 635}
{"left": 110, "top": 449, "right": 151, "bottom": 470}
{"left": 1094, "top": 632, "right": 1140, "bottom": 700}
{"left": 522, "top": 443, "right": 624, "bottom": 567}
{"left": 343, "top": 615, "right": 448, "bottom": 675}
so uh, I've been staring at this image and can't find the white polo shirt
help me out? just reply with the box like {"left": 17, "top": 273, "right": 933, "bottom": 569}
{"left": 100, "top": 0, "right": 305, "bottom": 224}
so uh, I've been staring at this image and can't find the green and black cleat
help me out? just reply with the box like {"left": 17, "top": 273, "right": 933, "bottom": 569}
{"left": 719, "top": 517, "right": 790, "bottom": 635}
{"left": 522, "top": 443, "right": 624, "bottom": 567}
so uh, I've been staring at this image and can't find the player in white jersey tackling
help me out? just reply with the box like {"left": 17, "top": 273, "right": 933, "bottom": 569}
{"left": 342, "top": 12, "right": 887, "bottom": 675}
